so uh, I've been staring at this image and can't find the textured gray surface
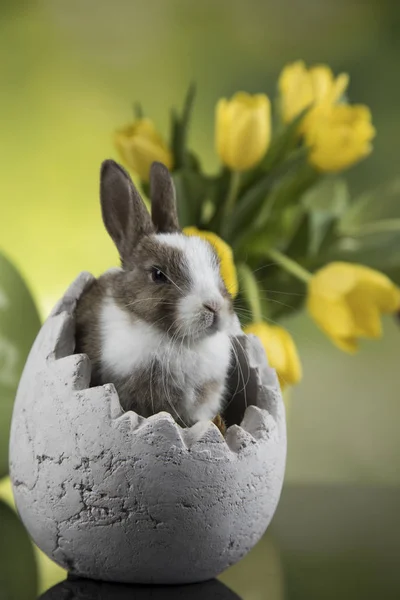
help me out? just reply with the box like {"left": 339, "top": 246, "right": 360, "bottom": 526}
{"left": 9, "top": 272, "right": 286, "bottom": 584}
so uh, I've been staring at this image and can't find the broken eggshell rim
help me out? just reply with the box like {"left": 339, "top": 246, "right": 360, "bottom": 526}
{"left": 46, "top": 271, "right": 284, "bottom": 456}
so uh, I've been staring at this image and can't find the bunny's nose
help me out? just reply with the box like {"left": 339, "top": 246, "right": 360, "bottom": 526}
{"left": 203, "top": 300, "right": 222, "bottom": 327}
{"left": 203, "top": 300, "right": 222, "bottom": 314}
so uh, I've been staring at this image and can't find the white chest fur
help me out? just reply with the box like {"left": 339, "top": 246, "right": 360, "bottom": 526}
{"left": 99, "top": 298, "right": 233, "bottom": 418}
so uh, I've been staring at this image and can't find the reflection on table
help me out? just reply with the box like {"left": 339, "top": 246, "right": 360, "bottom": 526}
{"left": 40, "top": 576, "right": 241, "bottom": 599}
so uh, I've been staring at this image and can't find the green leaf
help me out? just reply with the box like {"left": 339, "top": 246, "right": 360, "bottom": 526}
{"left": 256, "top": 269, "right": 306, "bottom": 321}
{"left": 140, "top": 180, "right": 150, "bottom": 199}
{"left": 307, "top": 229, "right": 400, "bottom": 274}
{"left": 236, "top": 253, "right": 307, "bottom": 322}
{"left": 234, "top": 259, "right": 273, "bottom": 327}
{"left": 170, "top": 107, "right": 180, "bottom": 161}
{"left": 302, "top": 177, "right": 350, "bottom": 255}
{"left": 185, "top": 150, "right": 202, "bottom": 172}
{"left": 340, "top": 178, "right": 400, "bottom": 232}
{"left": 222, "top": 172, "right": 275, "bottom": 241}
{"left": 254, "top": 150, "right": 315, "bottom": 226}
{"left": 200, "top": 199, "right": 216, "bottom": 225}
{"left": 0, "top": 499, "right": 38, "bottom": 599}
{"left": 382, "top": 265, "right": 400, "bottom": 288}
{"left": 285, "top": 211, "right": 311, "bottom": 259}
{"left": 0, "top": 252, "right": 41, "bottom": 477}
{"left": 233, "top": 161, "right": 319, "bottom": 256}
{"left": 305, "top": 179, "right": 400, "bottom": 273}
{"left": 236, "top": 113, "right": 309, "bottom": 197}
{"left": 302, "top": 176, "right": 350, "bottom": 215}
{"left": 172, "top": 169, "right": 209, "bottom": 228}
{"left": 204, "top": 168, "right": 231, "bottom": 231}
{"left": 259, "top": 107, "right": 310, "bottom": 172}
{"left": 132, "top": 101, "right": 144, "bottom": 119}
{"left": 180, "top": 83, "right": 196, "bottom": 141}
{"left": 236, "top": 262, "right": 263, "bottom": 323}
{"left": 170, "top": 83, "right": 196, "bottom": 170}
{"left": 317, "top": 218, "right": 340, "bottom": 255}
{"left": 224, "top": 149, "right": 313, "bottom": 244}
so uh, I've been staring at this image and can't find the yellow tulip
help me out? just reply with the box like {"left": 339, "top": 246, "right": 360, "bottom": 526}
{"left": 278, "top": 60, "right": 349, "bottom": 129}
{"left": 114, "top": 118, "right": 173, "bottom": 182}
{"left": 216, "top": 92, "right": 271, "bottom": 171}
{"left": 305, "top": 104, "right": 376, "bottom": 172}
{"left": 183, "top": 227, "right": 238, "bottom": 298}
{"left": 244, "top": 321, "right": 302, "bottom": 389}
{"left": 307, "top": 262, "right": 400, "bottom": 353}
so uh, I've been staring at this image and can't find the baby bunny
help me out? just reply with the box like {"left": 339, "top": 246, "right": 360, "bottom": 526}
{"left": 75, "top": 160, "right": 241, "bottom": 427}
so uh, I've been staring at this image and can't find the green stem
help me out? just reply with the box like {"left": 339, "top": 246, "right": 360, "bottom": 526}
{"left": 237, "top": 262, "right": 263, "bottom": 322}
{"left": 341, "top": 219, "right": 400, "bottom": 237}
{"left": 267, "top": 247, "right": 312, "bottom": 283}
{"left": 223, "top": 170, "right": 241, "bottom": 218}
{"left": 133, "top": 102, "right": 144, "bottom": 119}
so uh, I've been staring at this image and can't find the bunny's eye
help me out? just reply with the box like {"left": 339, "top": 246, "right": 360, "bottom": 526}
{"left": 150, "top": 267, "right": 169, "bottom": 284}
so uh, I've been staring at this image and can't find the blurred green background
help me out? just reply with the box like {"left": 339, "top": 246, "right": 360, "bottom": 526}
{"left": 1, "top": 0, "right": 400, "bottom": 596}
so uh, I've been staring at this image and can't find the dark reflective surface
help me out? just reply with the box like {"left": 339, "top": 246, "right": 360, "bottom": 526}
{"left": 40, "top": 577, "right": 240, "bottom": 599}
{"left": 38, "top": 486, "right": 400, "bottom": 599}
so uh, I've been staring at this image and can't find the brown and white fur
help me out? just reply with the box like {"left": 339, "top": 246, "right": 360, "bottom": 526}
{"left": 75, "top": 159, "right": 242, "bottom": 427}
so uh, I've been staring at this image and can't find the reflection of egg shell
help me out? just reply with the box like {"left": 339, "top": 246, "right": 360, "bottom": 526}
{"left": 9, "top": 272, "right": 286, "bottom": 585}
{"left": 40, "top": 576, "right": 241, "bottom": 599}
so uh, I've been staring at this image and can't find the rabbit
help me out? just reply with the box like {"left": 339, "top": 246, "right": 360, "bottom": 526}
{"left": 75, "top": 159, "right": 243, "bottom": 428}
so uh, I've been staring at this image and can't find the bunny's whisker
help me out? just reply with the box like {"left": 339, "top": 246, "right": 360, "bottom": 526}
{"left": 227, "top": 340, "right": 242, "bottom": 403}
{"left": 226, "top": 337, "right": 250, "bottom": 412}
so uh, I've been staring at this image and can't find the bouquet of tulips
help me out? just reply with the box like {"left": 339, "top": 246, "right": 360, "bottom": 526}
{"left": 113, "top": 61, "right": 400, "bottom": 390}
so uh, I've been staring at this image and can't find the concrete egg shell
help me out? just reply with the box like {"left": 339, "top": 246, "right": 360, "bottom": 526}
{"left": 9, "top": 272, "right": 286, "bottom": 584}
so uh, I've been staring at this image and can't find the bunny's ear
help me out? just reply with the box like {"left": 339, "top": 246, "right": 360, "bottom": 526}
{"left": 100, "top": 160, "right": 154, "bottom": 268}
{"left": 150, "top": 162, "right": 180, "bottom": 233}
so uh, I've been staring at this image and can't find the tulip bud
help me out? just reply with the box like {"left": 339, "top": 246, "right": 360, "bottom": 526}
{"left": 215, "top": 92, "right": 271, "bottom": 171}
{"left": 114, "top": 118, "right": 173, "bottom": 182}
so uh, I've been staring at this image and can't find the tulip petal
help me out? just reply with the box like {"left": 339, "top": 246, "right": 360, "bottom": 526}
{"left": 131, "top": 136, "right": 173, "bottom": 179}
{"left": 114, "top": 118, "right": 173, "bottom": 182}
{"left": 307, "top": 262, "right": 400, "bottom": 352}
{"left": 215, "top": 98, "right": 230, "bottom": 167}
{"left": 279, "top": 61, "right": 350, "bottom": 128}
{"left": 215, "top": 93, "right": 271, "bottom": 171}
{"left": 276, "top": 326, "right": 303, "bottom": 385}
{"left": 278, "top": 61, "right": 314, "bottom": 124}
{"left": 306, "top": 103, "right": 375, "bottom": 172}
{"left": 230, "top": 105, "right": 270, "bottom": 171}
{"left": 345, "top": 288, "right": 382, "bottom": 338}
{"left": 182, "top": 227, "right": 238, "bottom": 298}
{"left": 278, "top": 61, "right": 308, "bottom": 93}
{"left": 309, "top": 65, "right": 335, "bottom": 101}
{"left": 244, "top": 322, "right": 302, "bottom": 387}
{"left": 350, "top": 265, "right": 400, "bottom": 313}
{"left": 331, "top": 335, "right": 359, "bottom": 354}
{"left": 331, "top": 72, "right": 350, "bottom": 103}
{"left": 307, "top": 294, "right": 356, "bottom": 339}
{"left": 309, "top": 262, "right": 358, "bottom": 296}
